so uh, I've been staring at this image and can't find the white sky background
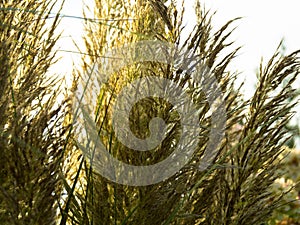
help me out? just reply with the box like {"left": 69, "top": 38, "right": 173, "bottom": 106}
{"left": 181, "top": 0, "right": 300, "bottom": 98}
{"left": 52, "top": 0, "right": 300, "bottom": 99}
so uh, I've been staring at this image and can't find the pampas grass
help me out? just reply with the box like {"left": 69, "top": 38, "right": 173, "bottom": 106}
{"left": 0, "top": 1, "right": 71, "bottom": 224}
{"left": 63, "top": 0, "right": 300, "bottom": 224}
{"left": 1, "top": 0, "right": 300, "bottom": 224}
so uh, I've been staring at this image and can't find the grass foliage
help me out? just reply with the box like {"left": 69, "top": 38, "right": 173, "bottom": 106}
{"left": 1, "top": 0, "right": 300, "bottom": 224}
{"left": 0, "top": 1, "right": 70, "bottom": 224}
{"left": 66, "top": 0, "right": 300, "bottom": 224}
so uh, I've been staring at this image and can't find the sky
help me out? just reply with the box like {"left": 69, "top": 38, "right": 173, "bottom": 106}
{"left": 182, "top": 0, "right": 300, "bottom": 97}
{"left": 52, "top": 0, "right": 300, "bottom": 99}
